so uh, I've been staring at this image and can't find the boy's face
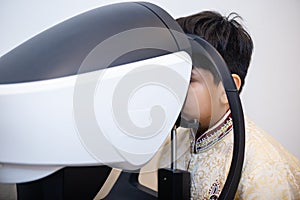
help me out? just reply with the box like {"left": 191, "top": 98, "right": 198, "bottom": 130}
{"left": 181, "top": 67, "right": 228, "bottom": 130}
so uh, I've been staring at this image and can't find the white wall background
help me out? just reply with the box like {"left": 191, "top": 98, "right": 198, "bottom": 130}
{"left": 1, "top": 0, "right": 300, "bottom": 159}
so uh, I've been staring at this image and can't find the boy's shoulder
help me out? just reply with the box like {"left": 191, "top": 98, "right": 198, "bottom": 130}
{"left": 238, "top": 116, "right": 300, "bottom": 199}
{"left": 244, "top": 115, "right": 299, "bottom": 162}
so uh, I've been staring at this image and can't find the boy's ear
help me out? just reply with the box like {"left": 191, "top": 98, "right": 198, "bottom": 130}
{"left": 232, "top": 74, "right": 241, "bottom": 91}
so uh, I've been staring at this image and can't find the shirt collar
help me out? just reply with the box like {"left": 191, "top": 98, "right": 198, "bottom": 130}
{"left": 193, "top": 110, "right": 233, "bottom": 153}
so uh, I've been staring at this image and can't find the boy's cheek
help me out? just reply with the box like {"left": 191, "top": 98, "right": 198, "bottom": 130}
{"left": 181, "top": 90, "right": 200, "bottom": 120}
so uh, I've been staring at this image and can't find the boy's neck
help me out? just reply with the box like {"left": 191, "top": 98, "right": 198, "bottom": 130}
{"left": 196, "top": 126, "right": 209, "bottom": 138}
{"left": 195, "top": 109, "right": 231, "bottom": 138}
{"left": 193, "top": 110, "right": 233, "bottom": 153}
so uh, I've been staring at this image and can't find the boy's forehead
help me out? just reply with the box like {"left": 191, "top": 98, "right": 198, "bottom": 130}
{"left": 192, "top": 66, "right": 221, "bottom": 88}
{"left": 192, "top": 63, "right": 222, "bottom": 85}
{"left": 192, "top": 67, "right": 213, "bottom": 80}
{"left": 192, "top": 66, "right": 213, "bottom": 75}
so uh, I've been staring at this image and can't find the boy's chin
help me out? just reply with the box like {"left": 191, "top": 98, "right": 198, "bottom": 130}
{"left": 180, "top": 111, "right": 199, "bottom": 122}
{"left": 179, "top": 114, "right": 200, "bottom": 129}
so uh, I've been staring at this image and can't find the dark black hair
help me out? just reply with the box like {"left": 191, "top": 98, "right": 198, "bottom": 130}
{"left": 177, "top": 11, "right": 254, "bottom": 92}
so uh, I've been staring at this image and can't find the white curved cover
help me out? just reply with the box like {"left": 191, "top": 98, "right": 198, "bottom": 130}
{"left": 0, "top": 51, "right": 191, "bottom": 183}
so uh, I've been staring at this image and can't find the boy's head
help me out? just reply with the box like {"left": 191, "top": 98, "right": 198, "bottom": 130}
{"left": 178, "top": 11, "right": 253, "bottom": 131}
{"left": 177, "top": 11, "right": 253, "bottom": 92}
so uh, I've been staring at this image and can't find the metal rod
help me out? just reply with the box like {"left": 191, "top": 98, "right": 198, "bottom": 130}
{"left": 171, "top": 125, "right": 177, "bottom": 170}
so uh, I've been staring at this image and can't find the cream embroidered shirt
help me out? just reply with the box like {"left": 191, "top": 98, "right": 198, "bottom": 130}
{"left": 159, "top": 112, "right": 300, "bottom": 199}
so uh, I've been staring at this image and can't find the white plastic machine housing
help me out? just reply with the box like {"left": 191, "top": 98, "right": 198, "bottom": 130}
{"left": 0, "top": 2, "right": 192, "bottom": 184}
{"left": 0, "top": 51, "right": 191, "bottom": 183}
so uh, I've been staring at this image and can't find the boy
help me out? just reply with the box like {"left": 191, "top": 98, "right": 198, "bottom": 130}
{"left": 161, "top": 11, "right": 300, "bottom": 199}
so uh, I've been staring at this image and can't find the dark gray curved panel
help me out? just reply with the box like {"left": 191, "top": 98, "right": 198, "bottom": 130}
{"left": 0, "top": 2, "right": 186, "bottom": 84}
